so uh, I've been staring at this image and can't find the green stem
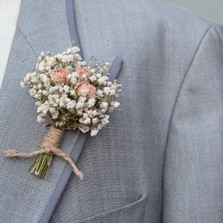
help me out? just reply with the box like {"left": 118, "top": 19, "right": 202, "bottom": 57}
{"left": 28, "top": 153, "right": 53, "bottom": 179}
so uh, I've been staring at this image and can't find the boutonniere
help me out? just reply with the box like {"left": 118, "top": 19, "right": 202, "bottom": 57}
{"left": 5, "top": 46, "right": 122, "bottom": 180}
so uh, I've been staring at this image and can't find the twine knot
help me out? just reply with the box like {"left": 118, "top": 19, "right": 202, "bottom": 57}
{"left": 5, "top": 127, "right": 84, "bottom": 180}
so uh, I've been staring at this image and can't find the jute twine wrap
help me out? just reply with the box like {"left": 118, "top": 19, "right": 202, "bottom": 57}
{"left": 5, "top": 127, "right": 84, "bottom": 180}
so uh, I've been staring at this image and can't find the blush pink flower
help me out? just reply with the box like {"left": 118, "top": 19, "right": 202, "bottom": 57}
{"left": 75, "top": 67, "right": 91, "bottom": 78}
{"left": 77, "top": 81, "right": 96, "bottom": 98}
{"left": 50, "top": 68, "right": 69, "bottom": 84}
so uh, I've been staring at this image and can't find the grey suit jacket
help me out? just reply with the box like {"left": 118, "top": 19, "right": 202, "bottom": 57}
{"left": 1, "top": 0, "right": 223, "bottom": 222}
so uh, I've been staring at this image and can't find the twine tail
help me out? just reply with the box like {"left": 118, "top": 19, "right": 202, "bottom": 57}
{"left": 50, "top": 146, "right": 84, "bottom": 180}
{"left": 5, "top": 149, "right": 45, "bottom": 158}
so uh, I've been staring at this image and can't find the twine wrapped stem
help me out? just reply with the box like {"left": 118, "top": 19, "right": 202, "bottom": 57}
{"left": 5, "top": 127, "right": 84, "bottom": 180}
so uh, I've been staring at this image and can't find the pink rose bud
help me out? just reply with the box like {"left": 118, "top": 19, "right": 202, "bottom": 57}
{"left": 50, "top": 68, "right": 69, "bottom": 84}
{"left": 75, "top": 67, "right": 91, "bottom": 78}
{"left": 77, "top": 81, "right": 96, "bottom": 98}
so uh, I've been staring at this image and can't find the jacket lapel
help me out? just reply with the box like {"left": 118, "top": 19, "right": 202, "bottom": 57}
{"left": 0, "top": 1, "right": 122, "bottom": 222}
{"left": 0, "top": 1, "right": 80, "bottom": 221}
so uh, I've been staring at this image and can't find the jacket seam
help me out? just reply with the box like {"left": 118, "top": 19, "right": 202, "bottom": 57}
{"left": 161, "top": 23, "right": 214, "bottom": 221}
{"left": 17, "top": 26, "right": 38, "bottom": 57}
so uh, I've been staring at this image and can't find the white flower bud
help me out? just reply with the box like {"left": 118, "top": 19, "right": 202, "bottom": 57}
{"left": 90, "top": 129, "right": 99, "bottom": 136}
{"left": 113, "top": 101, "right": 120, "bottom": 108}
{"left": 103, "top": 87, "right": 110, "bottom": 95}
{"left": 20, "top": 81, "right": 25, "bottom": 88}
{"left": 92, "top": 118, "right": 98, "bottom": 124}
{"left": 37, "top": 115, "right": 44, "bottom": 123}
{"left": 87, "top": 98, "right": 96, "bottom": 107}
{"left": 29, "top": 89, "right": 36, "bottom": 96}
{"left": 83, "top": 118, "right": 91, "bottom": 124}
{"left": 67, "top": 101, "right": 76, "bottom": 110}
{"left": 100, "top": 101, "right": 108, "bottom": 109}
{"left": 52, "top": 111, "right": 59, "bottom": 119}
{"left": 96, "top": 73, "right": 101, "bottom": 79}
{"left": 89, "top": 75, "right": 96, "bottom": 82}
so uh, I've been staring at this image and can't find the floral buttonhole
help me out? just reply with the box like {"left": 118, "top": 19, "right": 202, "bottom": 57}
{"left": 5, "top": 46, "right": 122, "bottom": 180}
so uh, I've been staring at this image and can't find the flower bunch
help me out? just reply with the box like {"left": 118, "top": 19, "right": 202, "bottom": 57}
{"left": 21, "top": 47, "right": 121, "bottom": 136}
{"left": 6, "top": 46, "right": 122, "bottom": 179}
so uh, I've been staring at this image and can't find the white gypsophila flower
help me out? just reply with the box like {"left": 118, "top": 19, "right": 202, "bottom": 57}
{"left": 98, "top": 77, "right": 106, "bottom": 85}
{"left": 79, "top": 125, "right": 89, "bottom": 133}
{"left": 42, "top": 90, "right": 48, "bottom": 96}
{"left": 95, "top": 73, "right": 101, "bottom": 79}
{"left": 37, "top": 103, "right": 49, "bottom": 113}
{"left": 34, "top": 94, "right": 41, "bottom": 100}
{"left": 103, "top": 75, "right": 109, "bottom": 81}
{"left": 30, "top": 76, "right": 38, "bottom": 84}
{"left": 100, "top": 101, "right": 108, "bottom": 109}
{"left": 76, "top": 101, "right": 84, "bottom": 109}
{"left": 87, "top": 98, "right": 96, "bottom": 107}
{"left": 66, "top": 48, "right": 72, "bottom": 54}
{"left": 69, "top": 90, "right": 76, "bottom": 96}
{"left": 37, "top": 115, "right": 44, "bottom": 123}
{"left": 67, "top": 100, "right": 76, "bottom": 110}
{"left": 38, "top": 61, "right": 45, "bottom": 72}
{"left": 59, "top": 86, "right": 64, "bottom": 93}
{"left": 103, "top": 87, "right": 110, "bottom": 95}
{"left": 64, "top": 97, "right": 71, "bottom": 104}
{"left": 70, "top": 76, "right": 78, "bottom": 85}
{"left": 37, "top": 89, "right": 43, "bottom": 94}
{"left": 37, "top": 84, "right": 42, "bottom": 89}
{"left": 71, "top": 46, "right": 80, "bottom": 53}
{"left": 90, "top": 129, "right": 99, "bottom": 136}
{"left": 89, "top": 75, "right": 96, "bottom": 82}
{"left": 43, "top": 82, "right": 51, "bottom": 90}
{"left": 97, "top": 124, "right": 103, "bottom": 130}
{"left": 55, "top": 121, "right": 64, "bottom": 127}
{"left": 79, "top": 96, "right": 87, "bottom": 102}
{"left": 86, "top": 110, "right": 94, "bottom": 118}
{"left": 76, "top": 109, "right": 83, "bottom": 115}
{"left": 51, "top": 111, "right": 59, "bottom": 119}
{"left": 61, "top": 55, "right": 69, "bottom": 63}
{"left": 52, "top": 93, "right": 60, "bottom": 100}
{"left": 83, "top": 113, "right": 88, "bottom": 119}
{"left": 29, "top": 89, "right": 36, "bottom": 96}
{"left": 113, "top": 101, "right": 120, "bottom": 108}
{"left": 59, "top": 101, "right": 65, "bottom": 108}
{"left": 77, "top": 61, "right": 86, "bottom": 66}
{"left": 52, "top": 86, "right": 59, "bottom": 91}
{"left": 101, "top": 108, "right": 107, "bottom": 113}
{"left": 109, "top": 89, "right": 116, "bottom": 95}
{"left": 74, "top": 54, "right": 82, "bottom": 61}
{"left": 102, "top": 115, "right": 109, "bottom": 125}
{"left": 49, "top": 107, "right": 56, "bottom": 113}
{"left": 92, "top": 110, "right": 98, "bottom": 116}
{"left": 66, "top": 55, "right": 74, "bottom": 62}
{"left": 63, "top": 85, "right": 70, "bottom": 93}
{"left": 107, "top": 81, "right": 112, "bottom": 86}
{"left": 104, "top": 62, "right": 110, "bottom": 67}
{"left": 83, "top": 118, "right": 91, "bottom": 125}
{"left": 20, "top": 81, "right": 25, "bottom": 88}
{"left": 35, "top": 101, "right": 41, "bottom": 107}
{"left": 92, "top": 118, "right": 98, "bottom": 124}
{"left": 46, "top": 57, "right": 56, "bottom": 67}
{"left": 96, "top": 89, "right": 103, "bottom": 97}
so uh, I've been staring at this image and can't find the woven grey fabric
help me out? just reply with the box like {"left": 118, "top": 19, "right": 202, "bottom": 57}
{"left": 1, "top": 0, "right": 223, "bottom": 222}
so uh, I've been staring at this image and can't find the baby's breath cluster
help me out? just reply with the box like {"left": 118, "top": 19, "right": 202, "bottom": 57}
{"left": 21, "top": 47, "right": 121, "bottom": 136}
